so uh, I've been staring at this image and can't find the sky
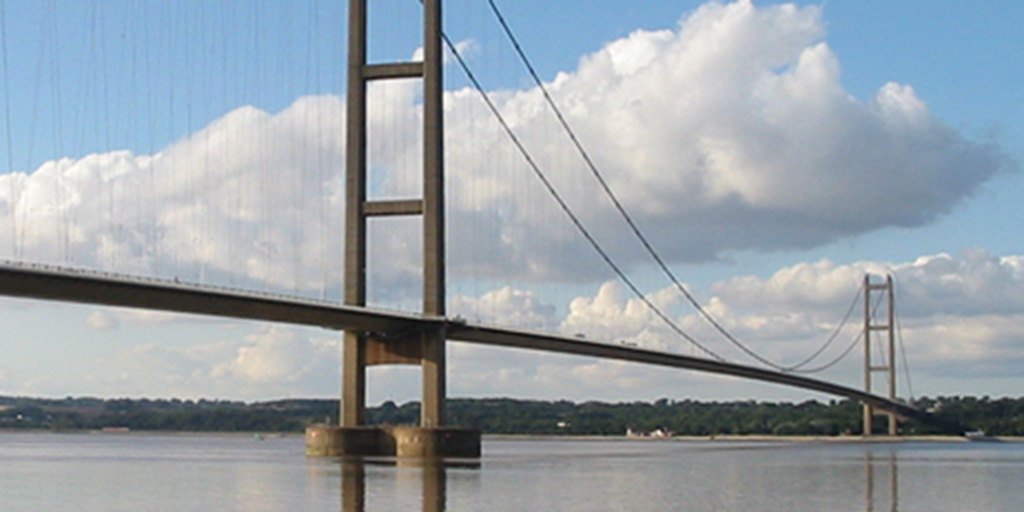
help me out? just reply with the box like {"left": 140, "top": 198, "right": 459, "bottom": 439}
{"left": 0, "top": 0, "right": 1022, "bottom": 406}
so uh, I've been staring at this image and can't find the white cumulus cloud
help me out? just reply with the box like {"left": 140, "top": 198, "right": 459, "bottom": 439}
{"left": 450, "top": 286, "right": 556, "bottom": 329}
{"left": 85, "top": 310, "right": 118, "bottom": 330}
{"left": 440, "top": 0, "right": 1011, "bottom": 281}
{"left": 0, "top": 0, "right": 1007, "bottom": 299}
{"left": 215, "top": 325, "right": 337, "bottom": 384}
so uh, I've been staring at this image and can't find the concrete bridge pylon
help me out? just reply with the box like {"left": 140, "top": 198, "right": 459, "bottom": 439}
{"left": 306, "top": 0, "right": 480, "bottom": 459}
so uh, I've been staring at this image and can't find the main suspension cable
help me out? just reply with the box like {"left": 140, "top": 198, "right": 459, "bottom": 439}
{"left": 781, "top": 286, "right": 861, "bottom": 372}
{"left": 892, "top": 277, "right": 915, "bottom": 401}
{"left": 439, "top": 30, "right": 725, "bottom": 361}
{"left": 790, "top": 328, "right": 864, "bottom": 374}
{"left": 791, "top": 283, "right": 886, "bottom": 374}
{"left": 485, "top": 0, "right": 815, "bottom": 370}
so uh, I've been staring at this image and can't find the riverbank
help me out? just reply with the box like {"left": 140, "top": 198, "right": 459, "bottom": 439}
{"left": 5, "top": 394, "right": 1023, "bottom": 437}
{"left": 9, "top": 429, "right": 1017, "bottom": 443}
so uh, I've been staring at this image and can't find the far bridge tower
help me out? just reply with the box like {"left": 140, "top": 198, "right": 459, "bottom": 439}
{"left": 863, "top": 275, "right": 898, "bottom": 436}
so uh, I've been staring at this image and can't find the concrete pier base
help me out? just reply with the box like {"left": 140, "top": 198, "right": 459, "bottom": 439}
{"left": 306, "top": 425, "right": 480, "bottom": 459}
{"left": 306, "top": 426, "right": 383, "bottom": 457}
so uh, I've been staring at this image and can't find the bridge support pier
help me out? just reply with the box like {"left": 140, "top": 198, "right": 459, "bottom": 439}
{"left": 341, "top": 332, "right": 366, "bottom": 427}
{"left": 306, "top": 425, "right": 481, "bottom": 459}
{"left": 309, "top": 326, "right": 480, "bottom": 458}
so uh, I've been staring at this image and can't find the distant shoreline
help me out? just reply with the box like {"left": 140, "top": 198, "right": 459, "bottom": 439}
{"left": 4, "top": 429, "right": 1022, "bottom": 443}
{"left": 6, "top": 395, "right": 1022, "bottom": 437}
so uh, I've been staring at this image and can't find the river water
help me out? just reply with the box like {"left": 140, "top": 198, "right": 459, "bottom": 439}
{"left": 1, "top": 432, "right": 1022, "bottom": 511}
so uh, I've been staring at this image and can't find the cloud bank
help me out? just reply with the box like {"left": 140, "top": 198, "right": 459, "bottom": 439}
{"left": 0, "top": 0, "right": 1009, "bottom": 294}
{"left": 449, "top": 249, "right": 1024, "bottom": 399}
{"left": 441, "top": 0, "right": 1010, "bottom": 280}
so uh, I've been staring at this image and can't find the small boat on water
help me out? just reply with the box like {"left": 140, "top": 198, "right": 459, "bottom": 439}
{"left": 964, "top": 430, "right": 998, "bottom": 442}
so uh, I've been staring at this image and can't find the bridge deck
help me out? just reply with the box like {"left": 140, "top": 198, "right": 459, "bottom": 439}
{"left": 0, "top": 264, "right": 928, "bottom": 423}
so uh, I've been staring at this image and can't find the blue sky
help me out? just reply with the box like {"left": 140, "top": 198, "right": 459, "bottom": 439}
{"left": 0, "top": 0, "right": 1022, "bottom": 406}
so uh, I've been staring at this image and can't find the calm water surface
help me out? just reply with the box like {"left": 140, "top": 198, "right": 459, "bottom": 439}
{"left": 1, "top": 432, "right": 1022, "bottom": 511}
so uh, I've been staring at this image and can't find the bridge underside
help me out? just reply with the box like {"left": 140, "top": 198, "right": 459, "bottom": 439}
{"left": 0, "top": 264, "right": 931, "bottom": 425}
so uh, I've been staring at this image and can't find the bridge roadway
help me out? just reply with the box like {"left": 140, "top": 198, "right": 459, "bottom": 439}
{"left": 0, "top": 263, "right": 930, "bottom": 424}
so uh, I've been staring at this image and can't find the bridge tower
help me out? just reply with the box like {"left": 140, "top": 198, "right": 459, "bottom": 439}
{"left": 862, "top": 275, "right": 898, "bottom": 436}
{"left": 306, "top": 0, "right": 480, "bottom": 458}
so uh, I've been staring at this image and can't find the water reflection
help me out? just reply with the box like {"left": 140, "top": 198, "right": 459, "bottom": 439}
{"left": 339, "top": 458, "right": 477, "bottom": 512}
{"left": 340, "top": 460, "right": 366, "bottom": 512}
{"left": 864, "top": 452, "right": 898, "bottom": 512}
{"left": 333, "top": 450, "right": 903, "bottom": 511}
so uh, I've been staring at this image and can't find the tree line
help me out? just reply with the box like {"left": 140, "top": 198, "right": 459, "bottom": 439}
{"left": 1, "top": 395, "right": 1020, "bottom": 436}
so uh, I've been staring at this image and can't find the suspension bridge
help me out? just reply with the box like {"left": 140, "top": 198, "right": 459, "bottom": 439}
{"left": 0, "top": 260, "right": 931, "bottom": 457}
{"left": 0, "top": 1, "right": 940, "bottom": 457}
